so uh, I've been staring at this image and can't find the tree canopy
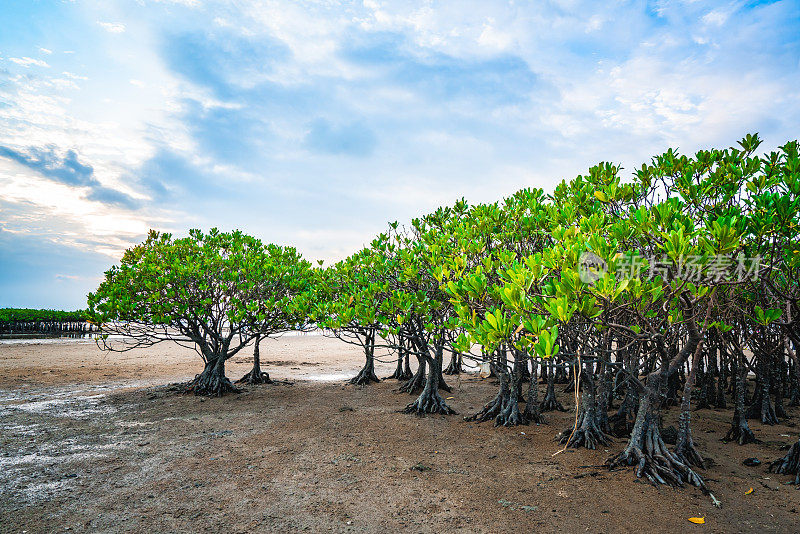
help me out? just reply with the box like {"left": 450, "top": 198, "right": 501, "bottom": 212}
{"left": 88, "top": 228, "right": 314, "bottom": 395}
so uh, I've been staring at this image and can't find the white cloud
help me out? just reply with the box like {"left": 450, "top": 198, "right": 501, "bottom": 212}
{"left": 478, "top": 20, "right": 513, "bottom": 51}
{"left": 62, "top": 71, "right": 89, "bottom": 80}
{"left": 702, "top": 9, "right": 731, "bottom": 27}
{"left": 38, "top": 47, "right": 53, "bottom": 55}
{"left": 0, "top": 161, "right": 154, "bottom": 258}
{"left": 1, "top": 0, "right": 799, "bottom": 308}
{"left": 8, "top": 57, "right": 50, "bottom": 68}
{"left": 97, "top": 21, "right": 126, "bottom": 33}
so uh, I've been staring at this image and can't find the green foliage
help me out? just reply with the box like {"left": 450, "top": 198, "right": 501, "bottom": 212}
{"left": 0, "top": 308, "right": 87, "bottom": 323}
{"left": 316, "top": 134, "right": 799, "bottom": 368}
{"left": 88, "top": 228, "right": 314, "bottom": 355}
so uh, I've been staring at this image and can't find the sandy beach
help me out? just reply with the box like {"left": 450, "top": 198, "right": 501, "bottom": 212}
{"left": 0, "top": 333, "right": 388, "bottom": 389}
{"left": 1, "top": 336, "right": 799, "bottom": 533}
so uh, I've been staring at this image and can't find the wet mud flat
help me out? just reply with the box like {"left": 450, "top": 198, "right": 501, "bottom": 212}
{"left": 2, "top": 338, "right": 800, "bottom": 533}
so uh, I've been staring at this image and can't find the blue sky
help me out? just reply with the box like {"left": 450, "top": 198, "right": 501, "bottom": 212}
{"left": 1, "top": 0, "right": 799, "bottom": 309}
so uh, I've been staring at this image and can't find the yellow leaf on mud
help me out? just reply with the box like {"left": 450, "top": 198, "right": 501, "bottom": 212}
{"left": 745, "top": 488, "right": 754, "bottom": 495}
{"left": 688, "top": 517, "right": 705, "bottom": 524}
{"left": 446, "top": 396, "right": 454, "bottom": 399}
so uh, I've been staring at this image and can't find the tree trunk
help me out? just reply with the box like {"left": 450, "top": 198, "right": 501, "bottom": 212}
{"left": 523, "top": 358, "right": 545, "bottom": 424}
{"left": 696, "top": 352, "right": 712, "bottom": 410}
{"left": 495, "top": 364, "right": 526, "bottom": 427}
{"left": 774, "top": 355, "right": 789, "bottom": 419}
{"left": 386, "top": 334, "right": 414, "bottom": 380}
{"left": 189, "top": 353, "right": 238, "bottom": 396}
{"left": 746, "top": 352, "right": 779, "bottom": 424}
{"left": 444, "top": 351, "right": 463, "bottom": 375}
{"left": 400, "top": 354, "right": 427, "bottom": 393}
{"left": 769, "top": 438, "right": 800, "bottom": 485}
{"left": 715, "top": 336, "right": 728, "bottom": 409}
{"left": 514, "top": 354, "right": 531, "bottom": 382}
{"left": 607, "top": 372, "right": 706, "bottom": 489}
{"left": 610, "top": 367, "right": 639, "bottom": 436}
{"left": 404, "top": 342, "right": 455, "bottom": 415}
{"left": 724, "top": 340, "right": 756, "bottom": 445}
{"left": 540, "top": 359, "right": 565, "bottom": 412}
{"left": 350, "top": 331, "right": 380, "bottom": 385}
{"left": 675, "top": 335, "right": 706, "bottom": 468}
{"left": 237, "top": 335, "right": 272, "bottom": 385}
{"left": 560, "top": 361, "right": 611, "bottom": 449}
{"left": 466, "top": 361, "right": 510, "bottom": 423}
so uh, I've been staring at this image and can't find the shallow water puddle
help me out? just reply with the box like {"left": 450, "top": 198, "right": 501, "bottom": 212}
{"left": 304, "top": 372, "right": 354, "bottom": 381}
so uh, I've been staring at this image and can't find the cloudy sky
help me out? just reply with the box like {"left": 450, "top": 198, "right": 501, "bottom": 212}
{"left": 1, "top": 0, "right": 798, "bottom": 309}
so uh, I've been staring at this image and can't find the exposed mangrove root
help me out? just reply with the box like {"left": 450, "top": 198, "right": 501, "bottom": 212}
{"left": 399, "top": 358, "right": 426, "bottom": 394}
{"left": 495, "top": 394, "right": 526, "bottom": 427}
{"left": 404, "top": 385, "right": 456, "bottom": 415}
{"left": 236, "top": 369, "right": 272, "bottom": 385}
{"left": 725, "top": 342, "right": 758, "bottom": 445}
{"left": 724, "top": 409, "right": 758, "bottom": 445}
{"left": 674, "top": 431, "right": 706, "bottom": 469}
{"left": 540, "top": 375, "right": 566, "bottom": 412}
{"left": 349, "top": 363, "right": 380, "bottom": 386}
{"left": 523, "top": 361, "right": 546, "bottom": 425}
{"left": 386, "top": 343, "right": 414, "bottom": 380}
{"left": 674, "top": 339, "right": 706, "bottom": 469}
{"left": 768, "top": 439, "right": 800, "bottom": 486}
{"left": 746, "top": 385, "right": 780, "bottom": 425}
{"left": 790, "top": 387, "right": 800, "bottom": 407}
{"left": 559, "top": 411, "right": 612, "bottom": 450}
{"left": 523, "top": 401, "right": 545, "bottom": 425}
{"left": 187, "top": 359, "right": 239, "bottom": 397}
{"left": 350, "top": 330, "right": 381, "bottom": 386}
{"left": 385, "top": 353, "right": 407, "bottom": 380}
{"left": 235, "top": 336, "right": 271, "bottom": 385}
{"left": 466, "top": 386, "right": 507, "bottom": 423}
{"left": 607, "top": 418, "right": 706, "bottom": 489}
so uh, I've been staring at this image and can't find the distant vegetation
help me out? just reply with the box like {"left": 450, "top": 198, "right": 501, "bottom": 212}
{"left": 0, "top": 308, "right": 88, "bottom": 323}
{"left": 0, "top": 308, "right": 91, "bottom": 335}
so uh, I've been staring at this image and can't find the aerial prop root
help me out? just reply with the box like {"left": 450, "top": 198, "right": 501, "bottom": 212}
{"left": 186, "top": 372, "right": 239, "bottom": 397}
{"left": 349, "top": 367, "right": 381, "bottom": 386}
{"left": 236, "top": 370, "right": 273, "bottom": 385}
{"left": 494, "top": 396, "right": 527, "bottom": 427}
{"left": 607, "top": 427, "right": 707, "bottom": 491}
{"left": 722, "top": 418, "right": 758, "bottom": 445}
{"left": 404, "top": 389, "right": 456, "bottom": 416}
{"left": 769, "top": 440, "right": 800, "bottom": 486}
{"left": 465, "top": 390, "right": 506, "bottom": 423}
{"left": 559, "top": 418, "right": 611, "bottom": 450}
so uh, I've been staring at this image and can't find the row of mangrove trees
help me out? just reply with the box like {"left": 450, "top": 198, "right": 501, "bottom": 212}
{"left": 87, "top": 134, "right": 800, "bottom": 493}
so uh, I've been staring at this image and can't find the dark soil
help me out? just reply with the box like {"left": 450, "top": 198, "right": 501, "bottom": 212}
{"left": 2, "top": 373, "right": 799, "bottom": 533}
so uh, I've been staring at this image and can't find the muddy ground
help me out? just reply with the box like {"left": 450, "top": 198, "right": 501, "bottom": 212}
{"left": 1, "top": 337, "right": 799, "bottom": 533}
